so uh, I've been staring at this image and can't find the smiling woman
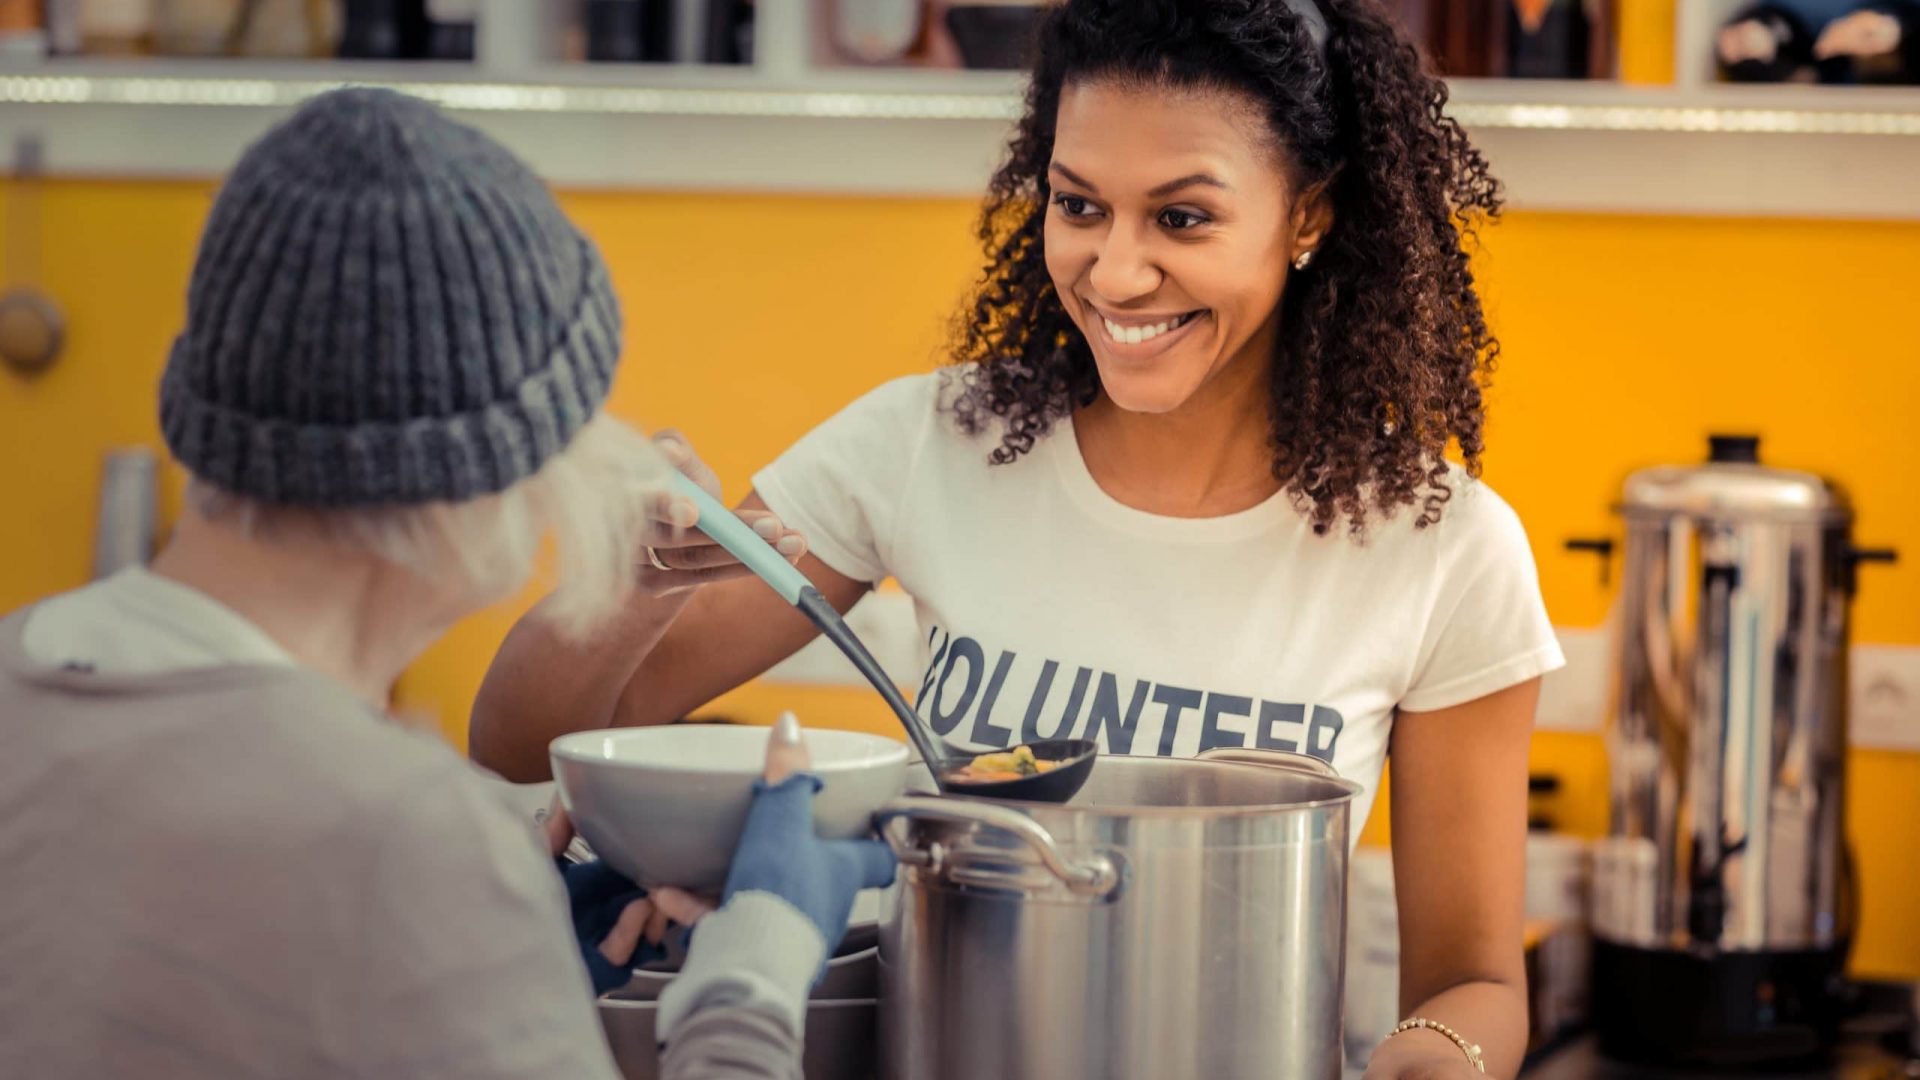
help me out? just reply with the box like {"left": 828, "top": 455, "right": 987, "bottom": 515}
{"left": 474, "top": 4, "right": 1559, "bottom": 1078}
{"left": 947, "top": 0, "right": 1502, "bottom": 535}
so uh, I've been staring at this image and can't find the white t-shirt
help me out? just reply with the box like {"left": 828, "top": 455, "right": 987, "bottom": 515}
{"left": 755, "top": 373, "right": 1564, "bottom": 836}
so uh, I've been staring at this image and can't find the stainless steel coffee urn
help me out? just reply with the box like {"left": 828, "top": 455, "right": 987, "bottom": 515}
{"left": 1571, "top": 435, "right": 1895, "bottom": 1068}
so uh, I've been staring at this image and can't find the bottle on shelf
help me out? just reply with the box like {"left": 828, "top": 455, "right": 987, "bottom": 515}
{"left": 0, "top": 0, "right": 45, "bottom": 59}
{"left": 337, "top": 0, "right": 429, "bottom": 60}
{"left": 581, "top": 0, "right": 680, "bottom": 63}
{"left": 151, "top": 0, "right": 338, "bottom": 59}
{"left": 1388, "top": 0, "right": 1617, "bottom": 79}
{"left": 45, "top": 0, "right": 82, "bottom": 56}
{"left": 1409, "top": 0, "right": 1503, "bottom": 76}
{"left": 0, "top": 0, "right": 46, "bottom": 60}
{"left": 1504, "top": 0, "right": 1614, "bottom": 79}
{"left": 151, "top": 0, "right": 243, "bottom": 56}
{"left": 944, "top": 3, "right": 1047, "bottom": 69}
{"left": 639, "top": 0, "right": 672, "bottom": 61}
{"left": 703, "top": 0, "right": 753, "bottom": 64}
{"left": 585, "top": 0, "right": 645, "bottom": 62}
{"left": 424, "top": 0, "right": 476, "bottom": 60}
{"left": 76, "top": 0, "right": 157, "bottom": 56}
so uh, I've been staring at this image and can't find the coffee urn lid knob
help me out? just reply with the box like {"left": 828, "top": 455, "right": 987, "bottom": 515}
{"left": 1707, "top": 434, "right": 1760, "bottom": 464}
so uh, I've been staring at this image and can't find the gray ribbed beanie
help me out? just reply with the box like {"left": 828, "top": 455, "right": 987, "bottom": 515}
{"left": 160, "top": 87, "right": 621, "bottom": 506}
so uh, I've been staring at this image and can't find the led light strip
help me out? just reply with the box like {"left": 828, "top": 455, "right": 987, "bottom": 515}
{"left": 1448, "top": 100, "right": 1920, "bottom": 136}
{"left": 3, "top": 73, "right": 1920, "bottom": 135}
{"left": 0, "top": 73, "right": 1026, "bottom": 121}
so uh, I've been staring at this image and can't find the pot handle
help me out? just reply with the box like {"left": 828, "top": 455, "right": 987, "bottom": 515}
{"left": 873, "top": 795, "right": 1121, "bottom": 899}
{"left": 1195, "top": 746, "right": 1341, "bottom": 778}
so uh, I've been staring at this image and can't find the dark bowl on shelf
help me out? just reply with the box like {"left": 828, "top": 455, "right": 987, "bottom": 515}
{"left": 945, "top": 4, "right": 1045, "bottom": 70}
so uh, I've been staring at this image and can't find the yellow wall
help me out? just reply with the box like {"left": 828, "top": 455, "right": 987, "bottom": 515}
{"left": 2, "top": 180, "right": 1915, "bottom": 976}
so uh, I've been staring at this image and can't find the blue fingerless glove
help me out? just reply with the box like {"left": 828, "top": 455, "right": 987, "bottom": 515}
{"left": 559, "top": 859, "right": 663, "bottom": 995}
{"left": 721, "top": 773, "right": 899, "bottom": 972}
{"left": 656, "top": 771, "right": 901, "bottom": 1042}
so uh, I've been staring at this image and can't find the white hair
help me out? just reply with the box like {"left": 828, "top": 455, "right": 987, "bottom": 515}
{"left": 186, "top": 413, "right": 673, "bottom": 638}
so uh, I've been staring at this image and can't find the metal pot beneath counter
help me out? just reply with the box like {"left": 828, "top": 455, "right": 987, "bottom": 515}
{"left": 599, "top": 921, "right": 884, "bottom": 1080}
{"left": 600, "top": 998, "right": 878, "bottom": 1080}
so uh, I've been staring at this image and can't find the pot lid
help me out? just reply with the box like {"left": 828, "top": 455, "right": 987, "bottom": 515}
{"left": 1621, "top": 435, "right": 1845, "bottom": 521}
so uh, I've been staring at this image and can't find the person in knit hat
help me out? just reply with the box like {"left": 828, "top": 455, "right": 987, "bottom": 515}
{"left": 0, "top": 88, "right": 870, "bottom": 1080}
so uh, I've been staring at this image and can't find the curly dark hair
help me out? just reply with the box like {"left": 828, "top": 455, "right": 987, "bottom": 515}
{"left": 944, "top": 0, "right": 1503, "bottom": 535}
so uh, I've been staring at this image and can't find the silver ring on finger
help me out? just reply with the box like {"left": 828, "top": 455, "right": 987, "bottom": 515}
{"left": 645, "top": 547, "right": 674, "bottom": 572}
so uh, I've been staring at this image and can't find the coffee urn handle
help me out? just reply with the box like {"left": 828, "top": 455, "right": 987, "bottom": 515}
{"left": 1565, "top": 537, "right": 1617, "bottom": 586}
{"left": 1844, "top": 546, "right": 1898, "bottom": 595}
{"left": 873, "top": 796, "right": 1122, "bottom": 899}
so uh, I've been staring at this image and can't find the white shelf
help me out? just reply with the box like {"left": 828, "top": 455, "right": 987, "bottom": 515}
{"left": 2, "top": 59, "right": 1919, "bottom": 216}
{"left": 15, "top": 58, "right": 1920, "bottom": 129}
{"left": 0, "top": 56, "right": 1025, "bottom": 115}
{"left": 1447, "top": 77, "right": 1920, "bottom": 135}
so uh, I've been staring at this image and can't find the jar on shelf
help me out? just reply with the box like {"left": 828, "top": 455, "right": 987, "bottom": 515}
{"left": 585, "top": 0, "right": 643, "bottom": 62}
{"left": 152, "top": 1, "right": 338, "bottom": 58}
{"left": 423, "top": 0, "right": 475, "bottom": 61}
{"left": 831, "top": 0, "right": 923, "bottom": 64}
{"left": 77, "top": 0, "right": 157, "bottom": 55}
{"left": 338, "top": 0, "right": 429, "bottom": 60}
{"left": 0, "top": 0, "right": 47, "bottom": 60}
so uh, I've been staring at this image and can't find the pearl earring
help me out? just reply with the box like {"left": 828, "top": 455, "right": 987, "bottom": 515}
{"left": 1292, "top": 249, "right": 1315, "bottom": 271}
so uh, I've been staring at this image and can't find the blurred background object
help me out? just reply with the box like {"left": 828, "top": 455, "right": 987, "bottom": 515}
{"left": 814, "top": 0, "right": 1051, "bottom": 70}
{"left": 815, "top": 0, "right": 947, "bottom": 68}
{"left": 43, "top": 0, "right": 80, "bottom": 55}
{"left": 1382, "top": 0, "right": 1617, "bottom": 78}
{"left": 942, "top": 2, "right": 1043, "bottom": 69}
{"left": 1343, "top": 848, "right": 1401, "bottom": 1074}
{"left": 830, "top": 0, "right": 922, "bottom": 64}
{"left": 76, "top": 0, "right": 156, "bottom": 55}
{"left": 0, "top": 0, "right": 48, "bottom": 59}
{"left": 584, "top": 0, "right": 651, "bottom": 63}
{"left": 150, "top": 0, "right": 338, "bottom": 58}
{"left": 567, "top": 0, "right": 753, "bottom": 64}
{"left": 703, "top": 0, "right": 753, "bottom": 64}
{"left": 422, "top": 0, "right": 475, "bottom": 61}
{"left": 337, "top": 0, "right": 427, "bottom": 59}
{"left": 1506, "top": 0, "right": 1614, "bottom": 78}
{"left": 1715, "top": 0, "right": 1920, "bottom": 84}
{"left": 0, "top": 133, "right": 61, "bottom": 378}
{"left": 91, "top": 448, "right": 156, "bottom": 579}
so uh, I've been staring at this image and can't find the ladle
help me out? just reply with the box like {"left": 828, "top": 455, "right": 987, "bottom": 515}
{"left": 669, "top": 473, "right": 1095, "bottom": 804}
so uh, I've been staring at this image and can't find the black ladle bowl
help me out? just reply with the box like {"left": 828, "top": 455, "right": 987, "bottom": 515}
{"left": 936, "top": 737, "right": 1097, "bottom": 802}
{"left": 673, "top": 474, "right": 1096, "bottom": 804}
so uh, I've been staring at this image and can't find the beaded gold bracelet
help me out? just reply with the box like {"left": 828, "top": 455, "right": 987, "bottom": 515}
{"left": 1383, "top": 1017, "right": 1486, "bottom": 1073}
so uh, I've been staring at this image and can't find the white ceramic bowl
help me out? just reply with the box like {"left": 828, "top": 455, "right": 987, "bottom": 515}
{"left": 550, "top": 725, "right": 909, "bottom": 891}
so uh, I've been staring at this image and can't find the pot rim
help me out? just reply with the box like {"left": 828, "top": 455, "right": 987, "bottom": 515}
{"left": 909, "top": 754, "right": 1362, "bottom": 817}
